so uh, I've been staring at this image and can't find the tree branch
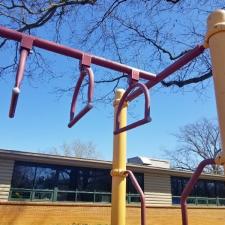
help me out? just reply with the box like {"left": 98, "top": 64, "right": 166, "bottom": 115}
{"left": 161, "top": 70, "right": 212, "bottom": 88}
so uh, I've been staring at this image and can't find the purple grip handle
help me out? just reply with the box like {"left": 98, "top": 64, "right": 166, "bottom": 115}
{"left": 114, "top": 82, "right": 151, "bottom": 135}
{"left": 9, "top": 87, "right": 20, "bottom": 118}
{"left": 9, "top": 48, "right": 29, "bottom": 118}
{"left": 68, "top": 67, "right": 94, "bottom": 128}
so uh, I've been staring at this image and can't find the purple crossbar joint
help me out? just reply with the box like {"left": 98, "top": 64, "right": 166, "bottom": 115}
{"left": 180, "top": 158, "right": 215, "bottom": 225}
{"left": 9, "top": 36, "right": 33, "bottom": 118}
{"left": 114, "top": 81, "right": 151, "bottom": 135}
{"left": 125, "top": 170, "right": 146, "bottom": 225}
{"left": 68, "top": 55, "right": 94, "bottom": 128}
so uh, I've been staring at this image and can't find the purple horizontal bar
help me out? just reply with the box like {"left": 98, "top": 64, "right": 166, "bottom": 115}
{"left": 68, "top": 104, "right": 93, "bottom": 128}
{"left": 127, "top": 45, "right": 205, "bottom": 101}
{"left": 0, "top": 26, "right": 155, "bottom": 81}
{"left": 114, "top": 117, "right": 151, "bottom": 135}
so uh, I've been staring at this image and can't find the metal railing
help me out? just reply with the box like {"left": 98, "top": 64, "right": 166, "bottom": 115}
{"left": 9, "top": 188, "right": 140, "bottom": 204}
{"left": 173, "top": 196, "right": 225, "bottom": 206}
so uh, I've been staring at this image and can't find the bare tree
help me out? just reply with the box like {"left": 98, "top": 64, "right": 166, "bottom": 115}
{"left": 0, "top": 1, "right": 224, "bottom": 102}
{"left": 166, "top": 118, "right": 222, "bottom": 174}
{"left": 51, "top": 139, "right": 101, "bottom": 159}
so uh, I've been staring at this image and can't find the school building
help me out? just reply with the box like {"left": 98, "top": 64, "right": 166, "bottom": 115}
{"left": 1, "top": 149, "right": 225, "bottom": 225}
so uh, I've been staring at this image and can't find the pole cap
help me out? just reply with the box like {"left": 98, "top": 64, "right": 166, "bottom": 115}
{"left": 205, "top": 9, "right": 225, "bottom": 48}
{"left": 113, "top": 89, "right": 126, "bottom": 107}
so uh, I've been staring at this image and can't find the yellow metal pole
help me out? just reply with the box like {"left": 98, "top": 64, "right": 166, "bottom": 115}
{"left": 111, "top": 89, "right": 127, "bottom": 225}
{"left": 205, "top": 9, "right": 225, "bottom": 167}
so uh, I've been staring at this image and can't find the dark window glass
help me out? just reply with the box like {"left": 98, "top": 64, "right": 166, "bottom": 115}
{"left": 206, "top": 180, "right": 216, "bottom": 197}
{"left": 57, "top": 168, "right": 76, "bottom": 190}
{"left": 182, "top": 178, "right": 189, "bottom": 193}
{"left": 76, "top": 168, "right": 95, "bottom": 191}
{"left": 190, "top": 184, "right": 197, "bottom": 197}
{"left": 11, "top": 162, "right": 36, "bottom": 188}
{"left": 11, "top": 161, "right": 143, "bottom": 203}
{"left": 127, "top": 173, "right": 144, "bottom": 194}
{"left": 57, "top": 192, "right": 75, "bottom": 201}
{"left": 34, "top": 166, "right": 57, "bottom": 189}
{"left": 34, "top": 191, "right": 53, "bottom": 201}
{"left": 172, "top": 196, "right": 181, "bottom": 204}
{"left": 219, "top": 199, "right": 225, "bottom": 205}
{"left": 216, "top": 181, "right": 225, "bottom": 198}
{"left": 171, "top": 177, "right": 185, "bottom": 196}
{"left": 197, "top": 180, "right": 207, "bottom": 197}
{"left": 171, "top": 176, "right": 225, "bottom": 202}
{"left": 95, "top": 193, "right": 111, "bottom": 202}
{"left": 171, "top": 177, "right": 178, "bottom": 196}
{"left": 94, "top": 169, "right": 111, "bottom": 192}
{"left": 10, "top": 190, "right": 31, "bottom": 200}
{"left": 77, "top": 192, "right": 94, "bottom": 202}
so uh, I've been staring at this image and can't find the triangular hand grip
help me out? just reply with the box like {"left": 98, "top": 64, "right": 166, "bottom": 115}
{"left": 114, "top": 82, "right": 151, "bottom": 134}
{"left": 68, "top": 66, "right": 94, "bottom": 128}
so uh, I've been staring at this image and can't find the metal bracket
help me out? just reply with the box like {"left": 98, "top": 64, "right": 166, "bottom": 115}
{"left": 110, "top": 169, "right": 127, "bottom": 177}
{"left": 20, "top": 35, "right": 34, "bottom": 51}
{"left": 128, "top": 69, "right": 140, "bottom": 84}
{"left": 79, "top": 53, "right": 92, "bottom": 71}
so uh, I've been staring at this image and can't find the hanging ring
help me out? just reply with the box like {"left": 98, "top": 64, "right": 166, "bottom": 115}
{"left": 68, "top": 66, "right": 94, "bottom": 128}
{"left": 114, "top": 82, "right": 151, "bottom": 134}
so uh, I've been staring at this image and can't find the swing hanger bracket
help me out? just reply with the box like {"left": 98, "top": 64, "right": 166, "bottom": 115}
{"left": 128, "top": 69, "right": 140, "bottom": 85}
{"left": 20, "top": 35, "right": 34, "bottom": 52}
{"left": 79, "top": 53, "right": 92, "bottom": 71}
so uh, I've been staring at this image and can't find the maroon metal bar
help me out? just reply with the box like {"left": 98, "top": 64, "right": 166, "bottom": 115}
{"left": 114, "top": 82, "right": 151, "bottom": 134}
{"left": 9, "top": 48, "right": 29, "bottom": 118}
{"left": 127, "top": 45, "right": 205, "bottom": 101}
{"left": 180, "top": 158, "right": 215, "bottom": 225}
{"left": 0, "top": 26, "right": 156, "bottom": 81}
{"left": 125, "top": 170, "right": 146, "bottom": 225}
{"left": 68, "top": 66, "right": 94, "bottom": 128}
{"left": 9, "top": 36, "right": 34, "bottom": 118}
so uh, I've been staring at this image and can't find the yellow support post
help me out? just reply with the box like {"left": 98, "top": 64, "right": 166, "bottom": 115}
{"left": 205, "top": 9, "right": 225, "bottom": 167}
{"left": 111, "top": 89, "right": 128, "bottom": 225}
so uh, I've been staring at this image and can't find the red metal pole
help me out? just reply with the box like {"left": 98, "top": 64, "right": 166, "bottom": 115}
{"left": 125, "top": 170, "right": 146, "bottom": 225}
{"left": 9, "top": 48, "right": 29, "bottom": 118}
{"left": 127, "top": 45, "right": 205, "bottom": 101}
{"left": 180, "top": 158, "right": 215, "bottom": 225}
{"left": 0, "top": 26, "right": 155, "bottom": 81}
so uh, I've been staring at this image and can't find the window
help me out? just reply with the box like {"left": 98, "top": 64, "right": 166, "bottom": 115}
{"left": 57, "top": 168, "right": 75, "bottom": 190}
{"left": 10, "top": 161, "right": 144, "bottom": 204}
{"left": 216, "top": 181, "right": 225, "bottom": 198}
{"left": 34, "top": 166, "right": 57, "bottom": 189}
{"left": 171, "top": 176, "right": 225, "bottom": 206}
{"left": 11, "top": 162, "right": 36, "bottom": 188}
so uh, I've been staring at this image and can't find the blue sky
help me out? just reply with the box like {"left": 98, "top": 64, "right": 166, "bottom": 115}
{"left": 0, "top": 3, "right": 219, "bottom": 161}
{"left": 0, "top": 67, "right": 217, "bottom": 161}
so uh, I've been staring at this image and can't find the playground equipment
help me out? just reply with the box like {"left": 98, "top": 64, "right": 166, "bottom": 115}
{"left": 1, "top": 9, "right": 225, "bottom": 225}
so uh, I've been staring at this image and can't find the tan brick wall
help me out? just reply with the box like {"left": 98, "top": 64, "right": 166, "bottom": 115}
{"left": 0, "top": 202, "right": 225, "bottom": 225}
